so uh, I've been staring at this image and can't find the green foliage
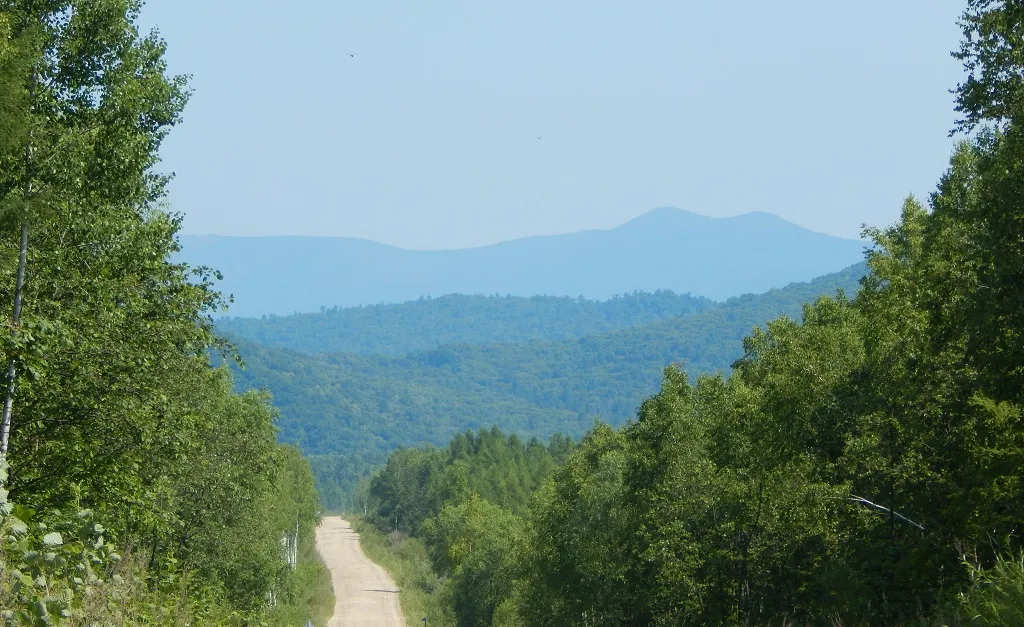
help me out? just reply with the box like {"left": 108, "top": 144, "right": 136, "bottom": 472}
{"left": 0, "top": 11, "right": 29, "bottom": 157}
{"left": 950, "top": 553, "right": 1024, "bottom": 625}
{"left": 0, "top": 378, "right": 326, "bottom": 624}
{"left": 360, "top": 428, "right": 566, "bottom": 625}
{"left": 0, "top": 1, "right": 328, "bottom": 622}
{"left": 219, "top": 291, "right": 715, "bottom": 355}
{"left": 266, "top": 535, "right": 334, "bottom": 627}
{"left": 422, "top": 495, "right": 525, "bottom": 627}
{"left": 0, "top": 460, "right": 114, "bottom": 625}
{"left": 517, "top": 423, "right": 630, "bottom": 626}
{"left": 953, "top": 0, "right": 1024, "bottom": 132}
{"left": 0, "top": 460, "right": 237, "bottom": 626}
{"left": 229, "top": 264, "right": 865, "bottom": 508}
{"left": 367, "top": 427, "right": 569, "bottom": 535}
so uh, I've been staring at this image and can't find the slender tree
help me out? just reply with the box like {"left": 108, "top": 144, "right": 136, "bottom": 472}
{"left": 0, "top": 4, "right": 30, "bottom": 460}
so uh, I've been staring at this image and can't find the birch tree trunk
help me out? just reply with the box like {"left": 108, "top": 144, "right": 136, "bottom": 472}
{"left": 1, "top": 66, "right": 33, "bottom": 460}
{"left": 1, "top": 220, "right": 28, "bottom": 458}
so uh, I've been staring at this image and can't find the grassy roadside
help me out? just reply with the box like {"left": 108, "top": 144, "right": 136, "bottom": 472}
{"left": 269, "top": 531, "right": 335, "bottom": 627}
{"left": 351, "top": 516, "right": 455, "bottom": 626}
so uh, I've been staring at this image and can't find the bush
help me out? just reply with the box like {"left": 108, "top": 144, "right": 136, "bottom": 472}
{"left": 0, "top": 461, "right": 243, "bottom": 626}
{"left": 0, "top": 460, "right": 117, "bottom": 625}
{"left": 948, "top": 553, "right": 1024, "bottom": 625}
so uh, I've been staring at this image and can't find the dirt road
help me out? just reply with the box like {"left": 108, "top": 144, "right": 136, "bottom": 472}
{"left": 316, "top": 516, "right": 405, "bottom": 627}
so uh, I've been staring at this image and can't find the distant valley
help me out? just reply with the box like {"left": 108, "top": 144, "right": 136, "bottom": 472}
{"left": 219, "top": 262, "right": 866, "bottom": 507}
{"left": 182, "top": 208, "right": 867, "bottom": 317}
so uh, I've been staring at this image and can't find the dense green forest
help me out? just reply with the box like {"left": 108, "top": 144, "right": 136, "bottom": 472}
{"left": 359, "top": 3, "right": 1024, "bottom": 624}
{"left": 0, "top": 2, "right": 329, "bottom": 623}
{"left": 368, "top": 427, "right": 573, "bottom": 533}
{"left": 217, "top": 290, "right": 715, "bottom": 355}
{"left": 360, "top": 428, "right": 574, "bottom": 625}
{"left": 229, "top": 263, "right": 864, "bottom": 508}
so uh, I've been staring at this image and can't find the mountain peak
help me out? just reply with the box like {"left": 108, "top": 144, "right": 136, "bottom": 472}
{"left": 623, "top": 207, "right": 705, "bottom": 225}
{"left": 619, "top": 208, "right": 802, "bottom": 232}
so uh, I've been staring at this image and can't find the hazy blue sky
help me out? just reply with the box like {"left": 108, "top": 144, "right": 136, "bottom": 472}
{"left": 140, "top": 1, "right": 966, "bottom": 250}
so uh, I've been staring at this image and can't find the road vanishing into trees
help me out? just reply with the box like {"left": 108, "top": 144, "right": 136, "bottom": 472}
{"left": 316, "top": 517, "right": 405, "bottom": 626}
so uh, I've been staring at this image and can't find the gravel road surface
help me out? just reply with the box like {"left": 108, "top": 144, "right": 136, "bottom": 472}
{"left": 316, "top": 517, "right": 405, "bottom": 627}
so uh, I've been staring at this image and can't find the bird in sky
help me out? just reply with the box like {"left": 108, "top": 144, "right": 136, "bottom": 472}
{"left": 347, "top": 53, "right": 357, "bottom": 58}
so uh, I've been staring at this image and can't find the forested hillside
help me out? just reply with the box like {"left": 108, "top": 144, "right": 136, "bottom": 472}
{"left": 0, "top": 3, "right": 328, "bottom": 623}
{"left": 218, "top": 290, "right": 714, "bottom": 355}
{"left": 357, "top": 4, "right": 1024, "bottom": 624}
{"left": 179, "top": 208, "right": 865, "bottom": 317}
{"left": 230, "top": 263, "right": 864, "bottom": 507}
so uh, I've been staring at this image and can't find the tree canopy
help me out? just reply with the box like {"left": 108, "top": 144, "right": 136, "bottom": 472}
{"left": 0, "top": 1, "right": 326, "bottom": 622}
{"left": 230, "top": 264, "right": 864, "bottom": 509}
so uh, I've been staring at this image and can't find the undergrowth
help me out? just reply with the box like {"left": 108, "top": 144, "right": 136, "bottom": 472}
{"left": 268, "top": 534, "right": 334, "bottom": 627}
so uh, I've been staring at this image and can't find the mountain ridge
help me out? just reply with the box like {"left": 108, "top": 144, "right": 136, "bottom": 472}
{"left": 179, "top": 208, "right": 866, "bottom": 317}
{"left": 216, "top": 290, "right": 717, "bottom": 355}
{"left": 183, "top": 208, "right": 851, "bottom": 251}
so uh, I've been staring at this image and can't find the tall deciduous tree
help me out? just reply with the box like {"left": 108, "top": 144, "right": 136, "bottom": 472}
{"left": 0, "top": 0, "right": 193, "bottom": 455}
{"left": 0, "top": 0, "right": 222, "bottom": 524}
{"left": 954, "top": 0, "right": 1024, "bottom": 132}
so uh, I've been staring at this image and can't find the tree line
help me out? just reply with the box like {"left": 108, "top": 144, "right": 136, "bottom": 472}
{"left": 218, "top": 290, "right": 716, "bottom": 356}
{"left": 362, "top": 2, "right": 1024, "bottom": 623}
{"left": 0, "top": 1, "right": 326, "bottom": 623}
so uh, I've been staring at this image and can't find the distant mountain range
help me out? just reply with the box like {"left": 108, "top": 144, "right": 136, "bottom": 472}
{"left": 179, "top": 208, "right": 867, "bottom": 317}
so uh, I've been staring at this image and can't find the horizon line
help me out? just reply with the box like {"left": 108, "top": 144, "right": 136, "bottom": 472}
{"left": 178, "top": 207, "right": 868, "bottom": 252}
